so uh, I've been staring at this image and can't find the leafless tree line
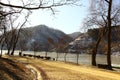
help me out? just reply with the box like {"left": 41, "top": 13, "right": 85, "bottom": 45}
{"left": 83, "top": 0, "right": 120, "bottom": 70}
{"left": 0, "top": 0, "right": 80, "bottom": 56}
{"left": 1, "top": 0, "right": 120, "bottom": 70}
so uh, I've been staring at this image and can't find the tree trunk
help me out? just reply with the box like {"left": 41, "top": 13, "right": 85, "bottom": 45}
{"left": 11, "top": 30, "right": 20, "bottom": 55}
{"left": 45, "top": 51, "right": 47, "bottom": 57}
{"left": 11, "top": 45, "right": 15, "bottom": 55}
{"left": 92, "top": 33, "right": 103, "bottom": 66}
{"left": 11, "top": 43, "right": 15, "bottom": 55}
{"left": 7, "top": 48, "right": 10, "bottom": 55}
{"left": 107, "top": 0, "right": 112, "bottom": 70}
{"left": 6, "top": 42, "right": 12, "bottom": 55}
{"left": 92, "top": 26, "right": 107, "bottom": 66}
{"left": 64, "top": 53, "right": 67, "bottom": 62}
{"left": 34, "top": 50, "right": 35, "bottom": 58}
{"left": 11, "top": 40, "right": 17, "bottom": 55}
{"left": 92, "top": 47, "right": 97, "bottom": 66}
{"left": 76, "top": 53, "right": 79, "bottom": 64}
{"left": 0, "top": 42, "right": 4, "bottom": 57}
{"left": 56, "top": 52, "right": 59, "bottom": 61}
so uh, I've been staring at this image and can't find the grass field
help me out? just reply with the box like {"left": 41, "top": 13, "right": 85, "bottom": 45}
{"left": 4, "top": 55, "right": 120, "bottom": 80}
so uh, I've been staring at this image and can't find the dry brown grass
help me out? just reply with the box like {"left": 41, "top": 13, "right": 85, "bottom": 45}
{"left": 31, "top": 59, "right": 120, "bottom": 80}
{"left": 4, "top": 55, "right": 120, "bottom": 80}
{"left": 0, "top": 57, "right": 35, "bottom": 80}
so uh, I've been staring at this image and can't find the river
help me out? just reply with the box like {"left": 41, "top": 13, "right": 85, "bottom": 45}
{"left": 1, "top": 50, "right": 120, "bottom": 66}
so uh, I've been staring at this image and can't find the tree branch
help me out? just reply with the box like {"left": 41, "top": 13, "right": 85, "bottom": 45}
{"left": 105, "top": 0, "right": 109, "bottom": 3}
{"left": 0, "top": 11, "right": 22, "bottom": 17}
{"left": 111, "top": 9, "right": 120, "bottom": 20}
{"left": 0, "top": 1, "right": 78, "bottom": 10}
{"left": 101, "top": 15, "right": 107, "bottom": 26}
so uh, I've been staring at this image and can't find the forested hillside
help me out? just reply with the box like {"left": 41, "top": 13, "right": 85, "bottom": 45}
{"left": 16, "top": 25, "right": 73, "bottom": 51}
{"left": 87, "top": 25, "right": 120, "bottom": 53}
{"left": 87, "top": 26, "right": 120, "bottom": 42}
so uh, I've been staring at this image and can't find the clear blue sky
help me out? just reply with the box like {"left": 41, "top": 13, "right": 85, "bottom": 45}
{"left": 27, "top": 0, "right": 89, "bottom": 34}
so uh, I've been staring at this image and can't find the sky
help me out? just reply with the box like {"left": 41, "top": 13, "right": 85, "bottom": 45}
{"left": 27, "top": 0, "right": 89, "bottom": 34}
{"left": 1, "top": 0, "right": 120, "bottom": 34}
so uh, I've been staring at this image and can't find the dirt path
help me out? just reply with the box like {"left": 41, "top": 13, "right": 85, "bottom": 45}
{"left": 6, "top": 56, "right": 120, "bottom": 80}
{"left": 26, "top": 65, "right": 42, "bottom": 80}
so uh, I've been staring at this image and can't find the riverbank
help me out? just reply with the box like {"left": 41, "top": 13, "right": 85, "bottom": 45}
{"left": 4, "top": 55, "right": 120, "bottom": 80}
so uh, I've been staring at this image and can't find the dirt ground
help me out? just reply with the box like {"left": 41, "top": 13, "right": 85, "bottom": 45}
{"left": 5, "top": 55, "right": 120, "bottom": 80}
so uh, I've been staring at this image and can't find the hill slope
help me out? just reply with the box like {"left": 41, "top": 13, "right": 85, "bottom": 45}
{"left": 68, "top": 32, "right": 81, "bottom": 39}
{"left": 17, "top": 25, "right": 73, "bottom": 51}
{"left": 0, "top": 57, "right": 35, "bottom": 80}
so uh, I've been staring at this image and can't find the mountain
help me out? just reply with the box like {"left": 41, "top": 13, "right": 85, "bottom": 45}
{"left": 17, "top": 25, "right": 73, "bottom": 51}
{"left": 68, "top": 32, "right": 81, "bottom": 39}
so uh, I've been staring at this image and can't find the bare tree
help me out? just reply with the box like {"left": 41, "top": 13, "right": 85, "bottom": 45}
{"left": 85, "top": 0, "right": 120, "bottom": 69}
{"left": 10, "top": 13, "right": 30, "bottom": 55}
{"left": 2, "top": 11, "right": 30, "bottom": 55}
{"left": 0, "top": 6, "right": 7, "bottom": 56}
{"left": 18, "top": 33, "right": 28, "bottom": 54}
{"left": 55, "top": 35, "right": 72, "bottom": 61}
{"left": 106, "top": 0, "right": 113, "bottom": 70}
{"left": 0, "top": 0, "right": 80, "bottom": 55}
{"left": 31, "top": 40, "right": 39, "bottom": 58}
{"left": 55, "top": 39, "right": 64, "bottom": 61}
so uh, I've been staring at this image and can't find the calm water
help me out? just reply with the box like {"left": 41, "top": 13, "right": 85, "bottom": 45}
{"left": 23, "top": 51, "right": 120, "bottom": 65}
{"left": 1, "top": 50, "right": 120, "bottom": 66}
